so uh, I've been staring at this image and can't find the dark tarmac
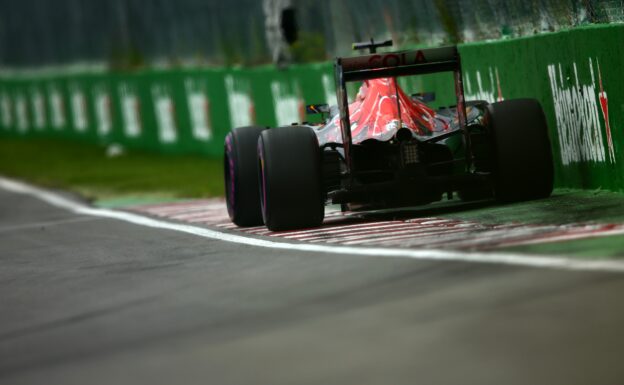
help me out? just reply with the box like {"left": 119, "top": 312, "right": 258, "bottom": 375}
{"left": 2, "top": 187, "right": 624, "bottom": 385}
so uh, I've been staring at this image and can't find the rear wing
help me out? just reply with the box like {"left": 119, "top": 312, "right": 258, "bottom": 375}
{"left": 337, "top": 46, "right": 459, "bottom": 82}
{"left": 334, "top": 45, "right": 470, "bottom": 180}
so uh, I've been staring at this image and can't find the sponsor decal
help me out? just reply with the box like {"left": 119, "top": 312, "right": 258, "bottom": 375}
{"left": 92, "top": 84, "right": 112, "bottom": 137}
{"left": 597, "top": 60, "right": 615, "bottom": 162}
{"left": 1, "top": 91, "right": 13, "bottom": 128}
{"left": 151, "top": 84, "right": 178, "bottom": 144}
{"left": 47, "top": 83, "right": 66, "bottom": 129}
{"left": 322, "top": 73, "right": 336, "bottom": 106}
{"left": 270, "top": 80, "right": 303, "bottom": 126}
{"left": 547, "top": 59, "right": 614, "bottom": 164}
{"left": 463, "top": 67, "right": 504, "bottom": 103}
{"left": 30, "top": 87, "right": 46, "bottom": 130}
{"left": 184, "top": 78, "right": 212, "bottom": 141}
{"left": 224, "top": 75, "right": 254, "bottom": 129}
{"left": 118, "top": 83, "right": 141, "bottom": 138}
{"left": 15, "top": 92, "right": 28, "bottom": 133}
{"left": 366, "top": 51, "right": 427, "bottom": 68}
{"left": 69, "top": 83, "right": 88, "bottom": 132}
{"left": 342, "top": 47, "right": 456, "bottom": 72}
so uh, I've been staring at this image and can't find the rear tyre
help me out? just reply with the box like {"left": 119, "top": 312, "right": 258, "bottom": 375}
{"left": 258, "top": 126, "right": 325, "bottom": 231}
{"left": 224, "top": 126, "right": 266, "bottom": 226}
{"left": 487, "top": 99, "right": 554, "bottom": 202}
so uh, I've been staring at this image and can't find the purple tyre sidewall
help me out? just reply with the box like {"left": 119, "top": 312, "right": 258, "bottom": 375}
{"left": 224, "top": 133, "right": 237, "bottom": 219}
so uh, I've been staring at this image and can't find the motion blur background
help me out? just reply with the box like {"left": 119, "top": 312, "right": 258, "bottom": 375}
{"left": 1, "top": 0, "right": 623, "bottom": 68}
{"left": 1, "top": 0, "right": 624, "bottom": 199}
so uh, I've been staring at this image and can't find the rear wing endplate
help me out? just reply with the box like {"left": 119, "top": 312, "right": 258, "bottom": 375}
{"left": 338, "top": 46, "right": 459, "bottom": 82}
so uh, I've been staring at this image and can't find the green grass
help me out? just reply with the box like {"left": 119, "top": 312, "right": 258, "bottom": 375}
{"left": 435, "top": 189, "right": 624, "bottom": 225}
{"left": 500, "top": 235, "right": 624, "bottom": 259}
{"left": 0, "top": 137, "right": 224, "bottom": 204}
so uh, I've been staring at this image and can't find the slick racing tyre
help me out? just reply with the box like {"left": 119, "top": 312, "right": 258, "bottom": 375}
{"left": 224, "top": 126, "right": 266, "bottom": 226}
{"left": 458, "top": 186, "right": 493, "bottom": 202}
{"left": 258, "top": 126, "right": 325, "bottom": 231}
{"left": 487, "top": 99, "right": 554, "bottom": 202}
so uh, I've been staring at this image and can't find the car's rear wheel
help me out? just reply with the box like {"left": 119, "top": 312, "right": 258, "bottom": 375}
{"left": 258, "top": 126, "right": 325, "bottom": 231}
{"left": 224, "top": 126, "right": 266, "bottom": 226}
{"left": 487, "top": 99, "right": 554, "bottom": 202}
{"left": 458, "top": 186, "right": 493, "bottom": 202}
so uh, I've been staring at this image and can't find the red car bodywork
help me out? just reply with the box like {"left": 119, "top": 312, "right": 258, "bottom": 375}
{"left": 315, "top": 78, "right": 475, "bottom": 146}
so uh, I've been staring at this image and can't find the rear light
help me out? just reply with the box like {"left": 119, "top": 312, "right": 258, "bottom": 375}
{"left": 401, "top": 141, "right": 419, "bottom": 166}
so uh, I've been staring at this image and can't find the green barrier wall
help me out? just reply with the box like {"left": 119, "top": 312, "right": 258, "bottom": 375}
{"left": 1, "top": 24, "right": 623, "bottom": 192}
{"left": 459, "top": 24, "right": 624, "bottom": 192}
{"left": 0, "top": 64, "right": 338, "bottom": 157}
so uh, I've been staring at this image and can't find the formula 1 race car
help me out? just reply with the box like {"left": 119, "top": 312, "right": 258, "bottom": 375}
{"left": 224, "top": 39, "right": 554, "bottom": 231}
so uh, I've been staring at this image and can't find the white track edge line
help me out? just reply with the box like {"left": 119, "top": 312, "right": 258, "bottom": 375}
{"left": 2, "top": 176, "right": 624, "bottom": 273}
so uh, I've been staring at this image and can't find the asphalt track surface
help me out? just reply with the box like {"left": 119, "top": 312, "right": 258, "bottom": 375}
{"left": 2, "top": 186, "right": 624, "bottom": 384}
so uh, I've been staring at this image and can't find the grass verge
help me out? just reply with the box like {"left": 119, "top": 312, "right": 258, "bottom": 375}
{"left": 0, "top": 137, "right": 224, "bottom": 204}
